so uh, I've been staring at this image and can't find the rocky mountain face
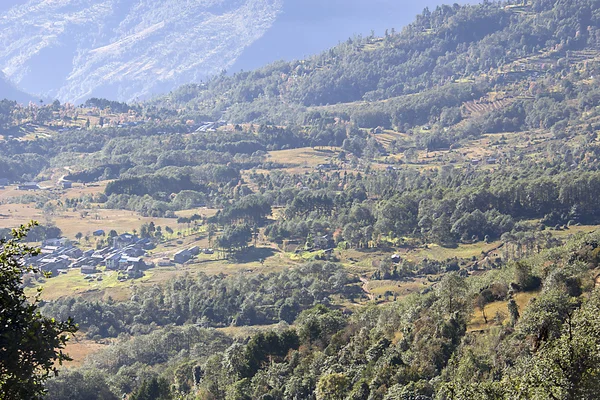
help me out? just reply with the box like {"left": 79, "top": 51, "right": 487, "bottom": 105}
{"left": 0, "top": 0, "right": 284, "bottom": 103}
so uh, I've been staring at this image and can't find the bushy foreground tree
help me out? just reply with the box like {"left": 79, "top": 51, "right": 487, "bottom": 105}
{"left": 0, "top": 223, "right": 77, "bottom": 399}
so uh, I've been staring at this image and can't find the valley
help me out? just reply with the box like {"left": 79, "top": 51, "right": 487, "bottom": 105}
{"left": 3, "top": 0, "right": 600, "bottom": 399}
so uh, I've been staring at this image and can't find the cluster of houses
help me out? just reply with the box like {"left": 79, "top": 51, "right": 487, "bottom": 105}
{"left": 0, "top": 179, "right": 73, "bottom": 191}
{"left": 194, "top": 121, "right": 226, "bottom": 133}
{"left": 470, "top": 157, "right": 498, "bottom": 166}
{"left": 31, "top": 233, "right": 155, "bottom": 280}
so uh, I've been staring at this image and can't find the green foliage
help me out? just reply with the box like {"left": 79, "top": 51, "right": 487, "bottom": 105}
{"left": 511, "top": 291, "right": 600, "bottom": 399}
{"left": 44, "top": 369, "right": 117, "bottom": 400}
{"left": 44, "top": 262, "right": 360, "bottom": 334}
{"left": 129, "top": 377, "right": 172, "bottom": 400}
{"left": 11, "top": 1, "right": 600, "bottom": 399}
{"left": 316, "top": 373, "right": 350, "bottom": 400}
{"left": 0, "top": 222, "right": 77, "bottom": 400}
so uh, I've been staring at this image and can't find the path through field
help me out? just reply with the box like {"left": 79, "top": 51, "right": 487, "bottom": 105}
{"left": 359, "top": 276, "right": 374, "bottom": 301}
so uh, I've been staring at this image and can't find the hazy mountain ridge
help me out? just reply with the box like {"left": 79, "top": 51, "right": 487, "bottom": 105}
{"left": 0, "top": 72, "right": 35, "bottom": 104}
{"left": 0, "top": 0, "right": 283, "bottom": 103}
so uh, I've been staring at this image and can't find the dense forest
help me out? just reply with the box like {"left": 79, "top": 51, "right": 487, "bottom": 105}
{"left": 3, "top": 0, "right": 600, "bottom": 398}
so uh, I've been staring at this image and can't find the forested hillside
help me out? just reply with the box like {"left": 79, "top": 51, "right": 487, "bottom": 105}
{"left": 3, "top": 0, "right": 600, "bottom": 399}
{"left": 43, "top": 233, "right": 600, "bottom": 399}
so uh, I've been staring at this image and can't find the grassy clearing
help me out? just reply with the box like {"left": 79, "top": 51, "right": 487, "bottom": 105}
{"left": 266, "top": 147, "right": 341, "bottom": 174}
{"left": 468, "top": 291, "right": 539, "bottom": 332}
{"left": 374, "top": 131, "right": 409, "bottom": 149}
{"left": 176, "top": 207, "right": 220, "bottom": 219}
{"left": 61, "top": 337, "right": 110, "bottom": 368}
{"left": 190, "top": 248, "right": 296, "bottom": 276}
{"left": 550, "top": 224, "right": 600, "bottom": 239}
{"left": 0, "top": 202, "right": 178, "bottom": 239}
{"left": 0, "top": 184, "right": 220, "bottom": 241}
{"left": 32, "top": 268, "right": 138, "bottom": 302}
{"left": 409, "top": 241, "right": 502, "bottom": 262}
{"left": 365, "top": 277, "right": 430, "bottom": 299}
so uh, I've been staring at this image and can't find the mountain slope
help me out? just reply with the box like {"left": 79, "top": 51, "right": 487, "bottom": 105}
{"left": 164, "top": 0, "right": 600, "bottom": 128}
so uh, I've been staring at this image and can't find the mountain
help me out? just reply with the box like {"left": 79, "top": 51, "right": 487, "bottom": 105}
{"left": 0, "top": 0, "right": 477, "bottom": 104}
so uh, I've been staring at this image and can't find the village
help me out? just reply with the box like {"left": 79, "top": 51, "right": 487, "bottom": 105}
{"left": 29, "top": 232, "right": 214, "bottom": 283}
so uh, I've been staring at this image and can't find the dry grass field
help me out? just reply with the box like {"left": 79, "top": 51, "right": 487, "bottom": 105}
{"left": 61, "top": 337, "right": 110, "bottom": 368}
{"left": 408, "top": 241, "right": 502, "bottom": 262}
{"left": 0, "top": 183, "right": 222, "bottom": 241}
{"left": 374, "top": 130, "right": 409, "bottom": 149}
{"left": 0, "top": 202, "right": 177, "bottom": 239}
{"left": 265, "top": 147, "right": 341, "bottom": 174}
{"left": 365, "top": 277, "right": 431, "bottom": 299}
{"left": 468, "top": 291, "right": 539, "bottom": 332}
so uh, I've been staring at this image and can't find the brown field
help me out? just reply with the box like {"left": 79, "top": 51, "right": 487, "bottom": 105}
{"left": 61, "top": 337, "right": 110, "bottom": 368}
{"left": 365, "top": 277, "right": 431, "bottom": 299}
{"left": 468, "top": 291, "right": 539, "bottom": 332}
{"left": 374, "top": 130, "right": 409, "bottom": 149}
{"left": 176, "top": 207, "right": 220, "bottom": 219}
{"left": 0, "top": 185, "right": 27, "bottom": 202}
{"left": 0, "top": 183, "right": 220, "bottom": 240}
{"left": 409, "top": 241, "right": 502, "bottom": 262}
{"left": 0, "top": 202, "right": 178, "bottom": 239}
{"left": 265, "top": 147, "right": 341, "bottom": 174}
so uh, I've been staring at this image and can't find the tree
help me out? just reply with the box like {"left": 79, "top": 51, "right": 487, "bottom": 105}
{"left": 207, "top": 224, "right": 216, "bottom": 246}
{"left": 45, "top": 369, "right": 117, "bottom": 400}
{"left": 436, "top": 272, "right": 468, "bottom": 315}
{"left": 316, "top": 373, "right": 350, "bottom": 400}
{"left": 507, "top": 298, "right": 520, "bottom": 326}
{"left": 129, "top": 377, "right": 172, "bottom": 400}
{"left": 0, "top": 223, "right": 77, "bottom": 399}
{"left": 475, "top": 292, "right": 490, "bottom": 324}
{"left": 510, "top": 291, "right": 600, "bottom": 399}
{"left": 217, "top": 224, "right": 252, "bottom": 255}
{"left": 513, "top": 261, "right": 541, "bottom": 291}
